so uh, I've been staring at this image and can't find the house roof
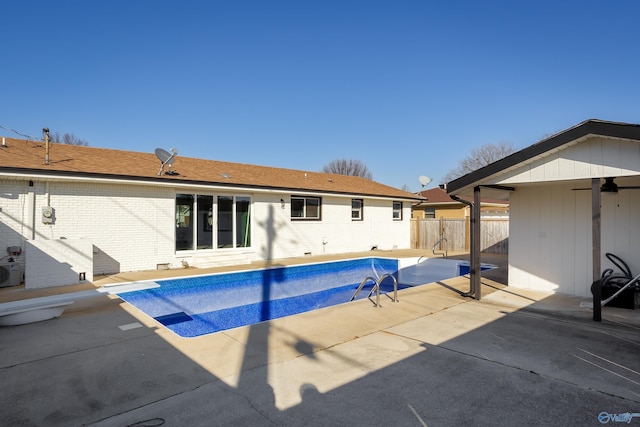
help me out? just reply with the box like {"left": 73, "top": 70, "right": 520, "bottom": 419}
{"left": 0, "top": 137, "right": 420, "bottom": 200}
{"left": 415, "top": 187, "right": 508, "bottom": 207}
{"left": 446, "top": 119, "right": 640, "bottom": 199}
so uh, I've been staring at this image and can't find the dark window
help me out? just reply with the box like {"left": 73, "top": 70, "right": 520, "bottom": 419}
{"left": 236, "top": 196, "right": 251, "bottom": 247}
{"left": 217, "top": 196, "right": 233, "bottom": 248}
{"left": 176, "top": 194, "right": 251, "bottom": 251}
{"left": 393, "top": 201, "right": 403, "bottom": 220}
{"left": 291, "top": 196, "right": 322, "bottom": 220}
{"left": 176, "top": 194, "right": 195, "bottom": 250}
{"left": 352, "top": 199, "right": 363, "bottom": 220}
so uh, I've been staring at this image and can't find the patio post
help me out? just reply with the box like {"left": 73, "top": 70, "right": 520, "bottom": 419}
{"left": 592, "top": 178, "right": 602, "bottom": 321}
{"left": 471, "top": 185, "right": 482, "bottom": 300}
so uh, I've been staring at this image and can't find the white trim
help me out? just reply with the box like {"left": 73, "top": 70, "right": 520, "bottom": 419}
{"left": 1, "top": 172, "right": 417, "bottom": 202}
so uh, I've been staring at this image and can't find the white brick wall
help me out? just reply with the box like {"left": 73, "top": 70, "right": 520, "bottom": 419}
{"left": 252, "top": 194, "right": 411, "bottom": 259}
{"left": 25, "top": 239, "right": 94, "bottom": 288}
{"left": 33, "top": 181, "right": 176, "bottom": 274}
{"left": 0, "top": 178, "right": 411, "bottom": 284}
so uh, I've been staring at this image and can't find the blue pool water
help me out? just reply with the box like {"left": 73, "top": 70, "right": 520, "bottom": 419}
{"left": 118, "top": 257, "right": 489, "bottom": 338}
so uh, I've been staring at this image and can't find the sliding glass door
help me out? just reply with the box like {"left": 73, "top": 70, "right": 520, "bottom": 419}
{"left": 176, "top": 193, "right": 251, "bottom": 252}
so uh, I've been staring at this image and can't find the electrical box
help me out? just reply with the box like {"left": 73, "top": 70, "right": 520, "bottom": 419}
{"left": 7, "top": 246, "right": 21, "bottom": 256}
{"left": 0, "top": 260, "right": 20, "bottom": 287}
{"left": 42, "top": 206, "right": 55, "bottom": 224}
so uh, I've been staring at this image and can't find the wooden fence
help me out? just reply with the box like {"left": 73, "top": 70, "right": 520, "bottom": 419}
{"left": 410, "top": 218, "right": 509, "bottom": 254}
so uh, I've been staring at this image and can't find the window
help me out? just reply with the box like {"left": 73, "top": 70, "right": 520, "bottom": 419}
{"left": 217, "top": 196, "right": 233, "bottom": 248}
{"left": 176, "top": 194, "right": 194, "bottom": 250}
{"left": 235, "top": 197, "right": 251, "bottom": 247}
{"left": 351, "top": 199, "right": 363, "bottom": 221}
{"left": 393, "top": 201, "right": 403, "bottom": 220}
{"left": 291, "top": 196, "right": 321, "bottom": 220}
{"left": 424, "top": 208, "right": 435, "bottom": 219}
{"left": 176, "top": 194, "right": 252, "bottom": 251}
{"left": 197, "top": 195, "right": 213, "bottom": 249}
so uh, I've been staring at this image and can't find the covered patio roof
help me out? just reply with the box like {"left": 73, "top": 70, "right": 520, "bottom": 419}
{"left": 443, "top": 119, "right": 640, "bottom": 320}
{"left": 446, "top": 119, "right": 640, "bottom": 201}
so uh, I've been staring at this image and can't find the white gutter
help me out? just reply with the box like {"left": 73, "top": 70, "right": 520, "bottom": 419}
{"left": 1, "top": 172, "right": 419, "bottom": 202}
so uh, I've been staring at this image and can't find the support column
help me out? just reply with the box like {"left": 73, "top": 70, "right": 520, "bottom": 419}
{"left": 592, "top": 178, "right": 602, "bottom": 321}
{"left": 471, "top": 186, "right": 482, "bottom": 300}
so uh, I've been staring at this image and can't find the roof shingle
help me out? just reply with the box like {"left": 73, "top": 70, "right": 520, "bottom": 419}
{"left": 0, "top": 137, "right": 420, "bottom": 200}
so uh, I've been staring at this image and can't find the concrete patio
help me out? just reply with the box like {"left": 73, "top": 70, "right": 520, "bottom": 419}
{"left": 1, "top": 251, "right": 639, "bottom": 426}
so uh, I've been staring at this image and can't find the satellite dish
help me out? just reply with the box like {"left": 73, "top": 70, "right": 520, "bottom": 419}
{"left": 155, "top": 148, "right": 178, "bottom": 176}
{"left": 418, "top": 175, "right": 432, "bottom": 188}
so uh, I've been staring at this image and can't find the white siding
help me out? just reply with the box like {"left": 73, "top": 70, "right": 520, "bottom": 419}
{"left": 508, "top": 182, "right": 640, "bottom": 297}
{"left": 600, "top": 189, "right": 640, "bottom": 278}
{"left": 497, "top": 137, "right": 640, "bottom": 185}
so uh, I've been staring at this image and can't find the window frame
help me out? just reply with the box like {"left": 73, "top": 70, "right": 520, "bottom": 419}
{"left": 291, "top": 196, "right": 322, "bottom": 220}
{"left": 392, "top": 201, "right": 403, "bottom": 221}
{"left": 351, "top": 198, "right": 363, "bottom": 221}
{"left": 175, "top": 193, "right": 252, "bottom": 251}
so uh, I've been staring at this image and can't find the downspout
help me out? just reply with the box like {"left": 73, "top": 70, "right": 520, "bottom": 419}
{"left": 27, "top": 180, "right": 36, "bottom": 240}
{"left": 450, "top": 193, "right": 477, "bottom": 299}
{"left": 45, "top": 181, "right": 50, "bottom": 208}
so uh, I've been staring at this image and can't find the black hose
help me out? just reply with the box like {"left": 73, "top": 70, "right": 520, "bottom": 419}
{"left": 127, "top": 418, "right": 165, "bottom": 427}
{"left": 605, "top": 252, "right": 633, "bottom": 278}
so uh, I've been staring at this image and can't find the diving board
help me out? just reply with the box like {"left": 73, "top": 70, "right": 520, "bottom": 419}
{"left": 0, "top": 281, "right": 160, "bottom": 326}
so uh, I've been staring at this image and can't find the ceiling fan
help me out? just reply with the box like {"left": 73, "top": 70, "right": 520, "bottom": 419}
{"left": 573, "top": 177, "right": 640, "bottom": 193}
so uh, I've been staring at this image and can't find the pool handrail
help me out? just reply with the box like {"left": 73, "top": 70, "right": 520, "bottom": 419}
{"left": 368, "top": 273, "right": 399, "bottom": 306}
{"left": 351, "top": 274, "right": 399, "bottom": 307}
{"left": 432, "top": 237, "right": 448, "bottom": 258}
{"left": 350, "top": 276, "right": 377, "bottom": 303}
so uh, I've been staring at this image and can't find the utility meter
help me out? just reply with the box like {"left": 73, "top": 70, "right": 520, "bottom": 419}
{"left": 42, "top": 206, "right": 55, "bottom": 224}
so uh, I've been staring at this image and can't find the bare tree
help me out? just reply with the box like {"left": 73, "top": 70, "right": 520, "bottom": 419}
{"left": 444, "top": 141, "right": 514, "bottom": 183}
{"left": 322, "top": 158, "right": 373, "bottom": 180}
{"left": 52, "top": 132, "right": 89, "bottom": 146}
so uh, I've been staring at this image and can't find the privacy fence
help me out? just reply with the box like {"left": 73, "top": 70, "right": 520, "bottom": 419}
{"left": 410, "top": 218, "right": 509, "bottom": 254}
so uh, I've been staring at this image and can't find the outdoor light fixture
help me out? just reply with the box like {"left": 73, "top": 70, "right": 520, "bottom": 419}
{"left": 281, "top": 199, "right": 285, "bottom": 209}
{"left": 600, "top": 177, "right": 618, "bottom": 193}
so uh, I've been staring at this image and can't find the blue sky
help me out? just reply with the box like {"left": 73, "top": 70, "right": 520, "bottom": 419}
{"left": 2, "top": 1, "right": 639, "bottom": 191}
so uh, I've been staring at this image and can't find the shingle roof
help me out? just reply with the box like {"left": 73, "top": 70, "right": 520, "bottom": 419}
{"left": 0, "top": 137, "right": 420, "bottom": 200}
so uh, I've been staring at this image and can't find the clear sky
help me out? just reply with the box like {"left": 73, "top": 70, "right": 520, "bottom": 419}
{"left": 2, "top": 1, "right": 639, "bottom": 191}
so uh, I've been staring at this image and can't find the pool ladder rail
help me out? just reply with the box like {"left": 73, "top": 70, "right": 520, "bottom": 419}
{"left": 432, "top": 237, "right": 448, "bottom": 258}
{"left": 349, "top": 274, "right": 399, "bottom": 307}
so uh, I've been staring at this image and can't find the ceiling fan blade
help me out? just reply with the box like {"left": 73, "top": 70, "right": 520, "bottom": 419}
{"left": 572, "top": 178, "right": 640, "bottom": 191}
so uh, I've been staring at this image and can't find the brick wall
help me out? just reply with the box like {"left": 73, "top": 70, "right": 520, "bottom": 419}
{"left": 0, "top": 179, "right": 412, "bottom": 284}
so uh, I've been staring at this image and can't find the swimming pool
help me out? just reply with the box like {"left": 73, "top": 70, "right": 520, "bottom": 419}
{"left": 117, "top": 257, "right": 492, "bottom": 337}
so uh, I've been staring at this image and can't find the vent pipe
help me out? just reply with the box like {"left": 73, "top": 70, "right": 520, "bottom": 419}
{"left": 43, "top": 128, "right": 50, "bottom": 165}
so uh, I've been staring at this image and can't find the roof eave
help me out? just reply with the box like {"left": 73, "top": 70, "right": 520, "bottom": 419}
{"left": 446, "top": 119, "right": 640, "bottom": 195}
{"left": 1, "top": 168, "right": 422, "bottom": 201}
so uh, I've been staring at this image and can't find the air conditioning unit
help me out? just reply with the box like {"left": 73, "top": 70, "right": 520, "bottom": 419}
{"left": 0, "top": 261, "right": 21, "bottom": 287}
